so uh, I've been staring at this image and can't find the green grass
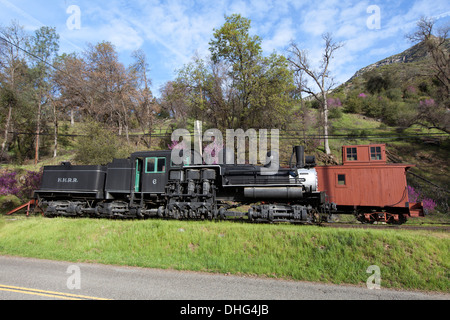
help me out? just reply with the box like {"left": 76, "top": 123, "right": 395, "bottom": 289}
{"left": 0, "top": 215, "right": 448, "bottom": 292}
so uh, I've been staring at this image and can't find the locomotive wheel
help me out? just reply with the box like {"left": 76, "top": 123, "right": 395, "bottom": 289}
{"left": 247, "top": 208, "right": 254, "bottom": 222}
{"left": 218, "top": 208, "right": 226, "bottom": 220}
{"left": 310, "top": 209, "right": 320, "bottom": 224}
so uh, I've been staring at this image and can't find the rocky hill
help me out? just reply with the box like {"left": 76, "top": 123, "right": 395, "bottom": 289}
{"left": 347, "top": 37, "right": 449, "bottom": 82}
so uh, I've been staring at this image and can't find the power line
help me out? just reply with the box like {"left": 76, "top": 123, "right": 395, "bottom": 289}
{"left": 7, "top": 129, "right": 448, "bottom": 140}
{"left": 407, "top": 171, "right": 450, "bottom": 194}
{"left": 0, "top": 34, "right": 56, "bottom": 73}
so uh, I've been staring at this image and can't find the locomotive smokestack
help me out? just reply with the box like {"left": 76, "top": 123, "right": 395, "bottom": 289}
{"left": 294, "top": 146, "right": 304, "bottom": 168}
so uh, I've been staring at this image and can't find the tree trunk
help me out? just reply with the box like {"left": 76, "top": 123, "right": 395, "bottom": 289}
{"left": 1, "top": 104, "right": 12, "bottom": 156}
{"left": 53, "top": 101, "right": 58, "bottom": 158}
{"left": 70, "top": 108, "right": 75, "bottom": 126}
{"left": 146, "top": 101, "right": 152, "bottom": 148}
{"left": 35, "top": 100, "right": 42, "bottom": 164}
{"left": 322, "top": 92, "right": 331, "bottom": 155}
{"left": 125, "top": 124, "right": 130, "bottom": 144}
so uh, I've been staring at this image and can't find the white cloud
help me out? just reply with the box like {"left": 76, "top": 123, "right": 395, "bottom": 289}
{"left": 300, "top": 7, "right": 340, "bottom": 36}
{"left": 226, "top": 0, "right": 250, "bottom": 16}
{"left": 262, "top": 19, "right": 295, "bottom": 53}
{"left": 103, "top": 19, "right": 143, "bottom": 51}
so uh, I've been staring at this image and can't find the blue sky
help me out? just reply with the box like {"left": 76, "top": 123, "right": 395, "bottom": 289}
{"left": 1, "top": 0, "right": 449, "bottom": 97}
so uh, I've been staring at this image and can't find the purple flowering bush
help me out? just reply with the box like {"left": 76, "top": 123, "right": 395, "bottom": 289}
{"left": 0, "top": 171, "right": 19, "bottom": 196}
{"left": 0, "top": 169, "right": 42, "bottom": 201}
{"left": 327, "top": 97, "right": 342, "bottom": 107}
{"left": 407, "top": 185, "right": 437, "bottom": 213}
{"left": 19, "top": 170, "right": 43, "bottom": 199}
{"left": 407, "top": 185, "right": 419, "bottom": 202}
{"left": 419, "top": 98, "right": 435, "bottom": 107}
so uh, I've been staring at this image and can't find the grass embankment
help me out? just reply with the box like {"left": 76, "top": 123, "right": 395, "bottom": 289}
{"left": 0, "top": 216, "right": 448, "bottom": 293}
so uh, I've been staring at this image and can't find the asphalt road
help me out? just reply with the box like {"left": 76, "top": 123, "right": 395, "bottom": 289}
{"left": 0, "top": 255, "right": 448, "bottom": 303}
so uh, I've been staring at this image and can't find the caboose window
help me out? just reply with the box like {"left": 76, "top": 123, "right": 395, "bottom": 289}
{"left": 370, "top": 146, "right": 382, "bottom": 160}
{"left": 337, "top": 174, "right": 346, "bottom": 185}
{"left": 146, "top": 157, "right": 166, "bottom": 173}
{"left": 346, "top": 147, "right": 357, "bottom": 161}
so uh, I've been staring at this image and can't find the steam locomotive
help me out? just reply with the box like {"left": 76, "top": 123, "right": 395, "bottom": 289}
{"left": 34, "top": 146, "right": 336, "bottom": 223}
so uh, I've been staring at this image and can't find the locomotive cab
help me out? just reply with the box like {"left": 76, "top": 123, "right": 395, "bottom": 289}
{"left": 130, "top": 150, "right": 172, "bottom": 195}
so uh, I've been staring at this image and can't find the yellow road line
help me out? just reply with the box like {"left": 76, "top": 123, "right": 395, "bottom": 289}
{"left": 0, "top": 287, "right": 82, "bottom": 300}
{"left": 0, "top": 284, "right": 110, "bottom": 300}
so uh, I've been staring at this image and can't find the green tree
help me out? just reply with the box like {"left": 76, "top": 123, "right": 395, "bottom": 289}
{"left": 168, "top": 14, "right": 295, "bottom": 130}
{"left": 246, "top": 52, "right": 295, "bottom": 128}
{"left": 174, "top": 54, "right": 210, "bottom": 123}
{"left": 0, "top": 21, "right": 29, "bottom": 159}
{"left": 27, "top": 26, "right": 60, "bottom": 163}
{"left": 209, "top": 14, "right": 263, "bottom": 128}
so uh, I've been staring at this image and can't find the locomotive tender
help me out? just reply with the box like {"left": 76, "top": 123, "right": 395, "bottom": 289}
{"left": 34, "top": 146, "right": 335, "bottom": 223}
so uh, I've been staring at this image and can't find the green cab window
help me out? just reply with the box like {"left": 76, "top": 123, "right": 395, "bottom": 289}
{"left": 146, "top": 157, "right": 166, "bottom": 173}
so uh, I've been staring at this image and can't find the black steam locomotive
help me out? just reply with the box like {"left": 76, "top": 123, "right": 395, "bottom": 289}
{"left": 34, "top": 146, "right": 336, "bottom": 223}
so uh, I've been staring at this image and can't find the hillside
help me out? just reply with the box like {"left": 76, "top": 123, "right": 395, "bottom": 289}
{"left": 347, "top": 37, "right": 450, "bottom": 82}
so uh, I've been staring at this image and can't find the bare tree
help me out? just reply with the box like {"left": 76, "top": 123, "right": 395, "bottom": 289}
{"left": 52, "top": 53, "right": 88, "bottom": 126}
{"left": 130, "top": 49, "right": 159, "bottom": 148}
{"left": 407, "top": 17, "right": 449, "bottom": 97}
{"left": 287, "top": 33, "right": 344, "bottom": 155}
{"left": 159, "top": 81, "right": 185, "bottom": 121}
{"left": 407, "top": 17, "right": 449, "bottom": 133}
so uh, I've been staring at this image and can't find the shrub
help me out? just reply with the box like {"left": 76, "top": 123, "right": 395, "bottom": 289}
{"left": 366, "top": 74, "right": 392, "bottom": 94}
{"left": 0, "top": 194, "right": 22, "bottom": 211}
{"left": 362, "top": 95, "right": 384, "bottom": 118}
{"left": 386, "top": 88, "right": 403, "bottom": 101}
{"left": 74, "top": 121, "right": 133, "bottom": 165}
{"left": 328, "top": 107, "right": 343, "bottom": 119}
{"left": 343, "top": 94, "right": 363, "bottom": 113}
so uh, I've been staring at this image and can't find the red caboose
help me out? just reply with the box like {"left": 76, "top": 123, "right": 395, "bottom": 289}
{"left": 315, "top": 144, "right": 424, "bottom": 223}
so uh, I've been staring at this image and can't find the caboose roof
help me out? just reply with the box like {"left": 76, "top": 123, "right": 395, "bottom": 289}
{"left": 342, "top": 144, "right": 387, "bottom": 165}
